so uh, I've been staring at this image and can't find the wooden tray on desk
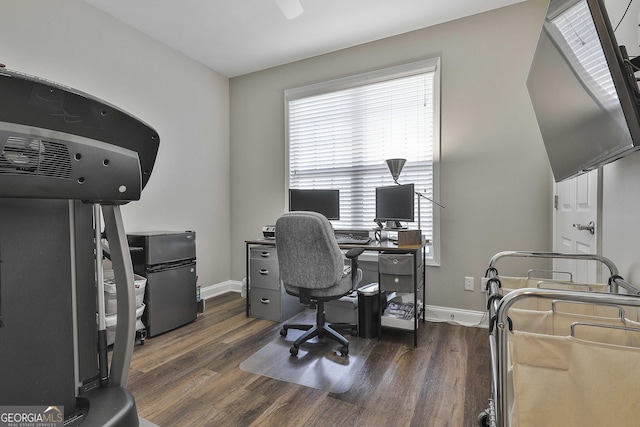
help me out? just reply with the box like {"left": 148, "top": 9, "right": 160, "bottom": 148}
{"left": 398, "top": 230, "right": 422, "bottom": 246}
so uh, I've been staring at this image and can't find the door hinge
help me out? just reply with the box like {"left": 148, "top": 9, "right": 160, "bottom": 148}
{"left": 554, "top": 195, "right": 558, "bottom": 210}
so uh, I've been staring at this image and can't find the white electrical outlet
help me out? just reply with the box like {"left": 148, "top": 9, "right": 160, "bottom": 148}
{"left": 464, "top": 276, "right": 474, "bottom": 291}
{"left": 481, "top": 277, "right": 489, "bottom": 293}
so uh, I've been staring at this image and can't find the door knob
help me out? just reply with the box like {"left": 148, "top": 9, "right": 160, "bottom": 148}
{"left": 573, "top": 221, "right": 595, "bottom": 235}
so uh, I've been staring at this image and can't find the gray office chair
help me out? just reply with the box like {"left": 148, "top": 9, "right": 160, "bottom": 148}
{"left": 275, "top": 211, "right": 364, "bottom": 357}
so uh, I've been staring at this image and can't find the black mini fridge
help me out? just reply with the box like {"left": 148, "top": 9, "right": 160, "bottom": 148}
{"left": 127, "top": 231, "right": 197, "bottom": 337}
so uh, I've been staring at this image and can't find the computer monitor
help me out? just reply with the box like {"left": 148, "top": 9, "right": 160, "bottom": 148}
{"left": 289, "top": 189, "right": 340, "bottom": 220}
{"left": 375, "top": 184, "right": 414, "bottom": 228}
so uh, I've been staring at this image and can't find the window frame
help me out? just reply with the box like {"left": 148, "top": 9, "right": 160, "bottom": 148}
{"left": 284, "top": 58, "right": 441, "bottom": 265}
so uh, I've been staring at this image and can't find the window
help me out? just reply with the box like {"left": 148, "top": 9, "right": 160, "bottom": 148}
{"left": 285, "top": 58, "right": 441, "bottom": 263}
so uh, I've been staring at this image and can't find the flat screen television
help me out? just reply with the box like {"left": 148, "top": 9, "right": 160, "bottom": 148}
{"left": 526, "top": 0, "right": 640, "bottom": 182}
{"left": 375, "top": 184, "right": 414, "bottom": 228}
{"left": 288, "top": 188, "right": 340, "bottom": 220}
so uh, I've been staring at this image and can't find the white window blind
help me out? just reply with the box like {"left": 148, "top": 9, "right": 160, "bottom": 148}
{"left": 285, "top": 59, "right": 440, "bottom": 256}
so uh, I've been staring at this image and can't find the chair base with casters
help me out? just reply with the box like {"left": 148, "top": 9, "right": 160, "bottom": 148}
{"left": 279, "top": 246, "right": 364, "bottom": 357}
{"left": 280, "top": 297, "right": 351, "bottom": 356}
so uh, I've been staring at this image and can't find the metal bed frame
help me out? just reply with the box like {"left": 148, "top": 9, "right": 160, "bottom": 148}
{"left": 478, "top": 251, "right": 640, "bottom": 427}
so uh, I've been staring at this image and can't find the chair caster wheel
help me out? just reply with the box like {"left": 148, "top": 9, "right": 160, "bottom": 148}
{"left": 339, "top": 346, "right": 349, "bottom": 356}
{"left": 290, "top": 346, "right": 299, "bottom": 356}
{"left": 280, "top": 328, "right": 287, "bottom": 337}
{"left": 477, "top": 410, "right": 489, "bottom": 427}
{"left": 350, "top": 327, "right": 358, "bottom": 336}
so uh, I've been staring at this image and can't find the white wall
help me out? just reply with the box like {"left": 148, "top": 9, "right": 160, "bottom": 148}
{"left": 230, "top": 0, "right": 552, "bottom": 312}
{"left": 0, "top": 0, "right": 231, "bottom": 286}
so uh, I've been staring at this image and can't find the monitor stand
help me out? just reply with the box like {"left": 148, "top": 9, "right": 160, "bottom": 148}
{"left": 384, "top": 220, "right": 407, "bottom": 230}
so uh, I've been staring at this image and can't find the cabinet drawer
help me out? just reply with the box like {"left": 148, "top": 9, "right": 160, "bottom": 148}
{"left": 380, "top": 269, "right": 423, "bottom": 293}
{"left": 380, "top": 270, "right": 423, "bottom": 293}
{"left": 250, "top": 246, "right": 277, "bottom": 261}
{"left": 379, "top": 253, "right": 414, "bottom": 274}
{"left": 250, "top": 258, "right": 279, "bottom": 289}
{"left": 250, "top": 288, "right": 282, "bottom": 321}
{"left": 380, "top": 274, "right": 416, "bottom": 292}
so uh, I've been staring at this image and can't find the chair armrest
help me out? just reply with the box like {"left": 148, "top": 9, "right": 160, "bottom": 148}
{"left": 345, "top": 248, "right": 365, "bottom": 259}
{"left": 345, "top": 248, "right": 365, "bottom": 289}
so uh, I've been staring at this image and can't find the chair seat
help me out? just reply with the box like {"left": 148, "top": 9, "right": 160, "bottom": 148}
{"left": 283, "top": 272, "right": 353, "bottom": 300}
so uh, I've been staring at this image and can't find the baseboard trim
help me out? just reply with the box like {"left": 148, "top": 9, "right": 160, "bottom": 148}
{"left": 424, "top": 304, "right": 489, "bottom": 328}
{"left": 201, "top": 280, "right": 242, "bottom": 300}
{"left": 202, "top": 281, "right": 488, "bottom": 328}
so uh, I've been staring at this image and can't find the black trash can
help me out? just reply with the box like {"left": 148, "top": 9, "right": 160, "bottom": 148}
{"left": 357, "top": 283, "right": 386, "bottom": 338}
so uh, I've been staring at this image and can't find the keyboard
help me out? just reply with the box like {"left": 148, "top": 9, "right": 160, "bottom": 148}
{"left": 334, "top": 233, "right": 372, "bottom": 245}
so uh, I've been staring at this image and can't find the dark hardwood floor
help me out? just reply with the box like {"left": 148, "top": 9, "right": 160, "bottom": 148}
{"left": 127, "top": 293, "right": 491, "bottom": 426}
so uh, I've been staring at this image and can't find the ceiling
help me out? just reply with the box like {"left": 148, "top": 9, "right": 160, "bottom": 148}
{"left": 83, "top": 0, "right": 525, "bottom": 78}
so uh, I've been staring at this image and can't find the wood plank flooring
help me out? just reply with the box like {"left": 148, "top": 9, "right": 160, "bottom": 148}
{"left": 127, "top": 293, "right": 491, "bottom": 427}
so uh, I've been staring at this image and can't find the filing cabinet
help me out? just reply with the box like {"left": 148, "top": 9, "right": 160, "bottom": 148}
{"left": 248, "top": 245, "right": 303, "bottom": 321}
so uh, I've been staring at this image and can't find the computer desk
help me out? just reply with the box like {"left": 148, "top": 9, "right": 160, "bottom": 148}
{"left": 245, "top": 238, "right": 426, "bottom": 347}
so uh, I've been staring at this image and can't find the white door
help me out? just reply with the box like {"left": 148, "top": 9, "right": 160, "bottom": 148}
{"left": 553, "top": 169, "right": 601, "bottom": 283}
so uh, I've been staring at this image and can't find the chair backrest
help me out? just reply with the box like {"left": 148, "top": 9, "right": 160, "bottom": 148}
{"left": 275, "top": 211, "right": 345, "bottom": 292}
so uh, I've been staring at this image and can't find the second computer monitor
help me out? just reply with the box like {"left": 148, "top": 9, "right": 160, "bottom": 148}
{"left": 289, "top": 189, "right": 340, "bottom": 220}
{"left": 376, "top": 184, "right": 414, "bottom": 226}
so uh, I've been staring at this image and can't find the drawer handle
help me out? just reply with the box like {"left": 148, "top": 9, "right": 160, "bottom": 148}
{"left": 260, "top": 298, "right": 271, "bottom": 304}
{"left": 259, "top": 269, "right": 269, "bottom": 275}
{"left": 395, "top": 277, "right": 400, "bottom": 283}
{"left": 260, "top": 252, "right": 270, "bottom": 258}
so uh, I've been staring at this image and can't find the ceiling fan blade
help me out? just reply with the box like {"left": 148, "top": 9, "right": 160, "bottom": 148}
{"left": 276, "top": 0, "right": 304, "bottom": 20}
